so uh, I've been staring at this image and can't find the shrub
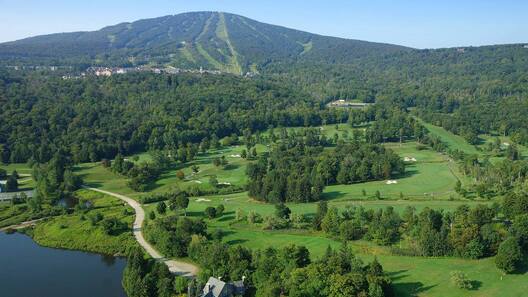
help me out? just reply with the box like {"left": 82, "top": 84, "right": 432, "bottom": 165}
{"left": 235, "top": 208, "right": 246, "bottom": 221}
{"left": 176, "top": 170, "right": 185, "bottom": 180}
{"left": 248, "top": 211, "right": 263, "bottom": 224}
{"left": 450, "top": 271, "right": 472, "bottom": 289}
{"left": 205, "top": 207, "right": 217, "bottom": 219}
{"left": 101, "top": 218, "right": 127, "bottom": 235}
{"left": 216, "top": 204, "right": 225, "bottom": 217}
{"left": 174, "top": 276, "right": 189, "bottom": 294}
{"left": 263, "top": 216, "right": 289, "bottom": 230}
{"left": 495, "top": 237, "right": 523, "bottom": 274}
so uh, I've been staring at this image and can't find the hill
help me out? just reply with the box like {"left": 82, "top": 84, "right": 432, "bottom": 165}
{"left": 0, "top": 11, "right": 409, "bottom": 73}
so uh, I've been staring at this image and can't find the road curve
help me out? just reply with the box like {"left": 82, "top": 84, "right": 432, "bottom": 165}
{"left": 84, "top": 187, "right": 198, "bottom": 277}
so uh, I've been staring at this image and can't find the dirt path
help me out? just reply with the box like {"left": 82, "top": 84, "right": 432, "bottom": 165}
{"left": 84, "top": 187, "right": 198, "bottom": 277}
{"left": 0, "top": 218, "right": 47, "bottom": 231}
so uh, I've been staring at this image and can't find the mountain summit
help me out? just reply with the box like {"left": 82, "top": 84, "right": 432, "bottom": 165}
{"left": 0, "top": 12, "right": 409, "bottom": 73}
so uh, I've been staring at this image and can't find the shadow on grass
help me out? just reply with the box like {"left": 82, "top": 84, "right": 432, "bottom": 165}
{"left": 393, "top": 282, "right": 437, "bottom": 297}
{"left": 226, "top": 239, "right": 249, "bottom": 245}
{"left": 388, "top": 269, "right": 437, "bottom": 297}
{"left": 84, "top": 181, "right": 104, "bottom": 188}
{"left": 395, "top": 167, "right": 419, "bottom": 179}
{"left": 218, "top": 215, "right": 235, "bottom": 222}
{"left": 469, "top": 280, "right": 482, "bottom": 291}
{"left": 387, "top": 269, "right": 409, "bottom": 281}
{"left": 223, "top": 164, "right": 240, "bottom": 171}
{"left": 322, "top": 191, "right": 346, "bottom": 201}
{"left": 186, "top": 211, "right": 205, "bottom": 217}
{"left": 512, "top": 257, "right": 528, "bottom": 274}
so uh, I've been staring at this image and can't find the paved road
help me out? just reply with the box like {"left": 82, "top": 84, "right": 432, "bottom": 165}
{"left": 84, "top": 187, "right": 198, "bottom": 277}
{"left": 0, "top": 190, "right": 35, "bottom": 201}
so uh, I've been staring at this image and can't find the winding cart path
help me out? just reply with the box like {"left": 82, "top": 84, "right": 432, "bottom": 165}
{"left": 84, "top": 187, "right": 198, "bottom": 277}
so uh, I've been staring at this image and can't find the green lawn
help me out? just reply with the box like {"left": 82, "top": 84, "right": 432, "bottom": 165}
{"left": 373, "top": 254, "right": 527, "bottom": 297}
{"left": 0, "top": 163, "right": 33, "bottom": 175}
{"left": 258, "top": 123, "right": 368, "bottom": 141}
{"left": 76, "top": 144, "right": 268, "bottom": 199}
{"left": 0, "top": 163, "right": 35, "bottom": 190}
{"left": 142, "top": 191, "right": 524, "bottom": 297}
{"left": 419, "top": 120, "right": 481, "bottom": 155}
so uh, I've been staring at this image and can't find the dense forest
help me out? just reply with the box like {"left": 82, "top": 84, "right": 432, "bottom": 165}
{"left": 247, "top": 140, "right": 404, "bottom": 203}
{"left": 268, "top": 44, "right": 528, "bottom": 145}
{"left": 0, "top": 70, "right": 345, "bottom": 164}
{"left": 132, "top": 213, "right": 394, "bottom": 297}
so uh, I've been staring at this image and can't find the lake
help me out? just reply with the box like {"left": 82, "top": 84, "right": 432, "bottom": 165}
{"left": 0, "top": 232, "right": 127, "bottom": 297}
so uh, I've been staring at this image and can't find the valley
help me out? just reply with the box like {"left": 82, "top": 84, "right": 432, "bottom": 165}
{"left": 0, "top": 7, "right": 527, "bottom": 297}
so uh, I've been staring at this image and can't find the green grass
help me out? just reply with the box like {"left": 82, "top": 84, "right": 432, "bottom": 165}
{"left": 258, "top": 123, "right": 367, "bottom": 142}
{"left": 0, "top": 163, "right": 33, "bottom": 175}
{"left": 142, "top": 191, "right": 524, "bottom": 297}
{"left": 31, "top": 189, "right": 137, "bottom": 255}
{"left": 143, "top": 189, "right": 490, "bottom": 261}
{"left": 377, "top": 255, "right": 528, "bottom": 297}
{"left": 419, "top": 120, "right": 481, "bottom": 155}
{"left": 323, "top": 141, "right": 471, "bottom": 201}
{"left": 0, "top": 203, "right": 38, "bottom": 228}
{"left": 216, "top": 12, "right": 242, "bottom": 74}
{"left": 0, "top": 163, "right": 35, "bottom": 190}
{"left": 77, "top": 144, "right": 268, "bottom": 199}
{"left": 477, "top": 134, "right": 528, "bottom": 161}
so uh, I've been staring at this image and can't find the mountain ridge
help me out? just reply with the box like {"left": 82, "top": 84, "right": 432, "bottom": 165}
{"left": 0, "top": 11, "right": 411, "bottom": 73}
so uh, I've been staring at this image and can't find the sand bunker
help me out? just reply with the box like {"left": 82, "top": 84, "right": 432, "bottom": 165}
{"left": 230, "top": 154, "right": 241, "bottom": 158}
{"left": 386, "top": 180, "right": 398, "bottom": 185}
{"left": 196, "top": 198, "right": 211, "bottom": 202}
{"left": 404, "top": 157, "right": 417, "bottom": 162}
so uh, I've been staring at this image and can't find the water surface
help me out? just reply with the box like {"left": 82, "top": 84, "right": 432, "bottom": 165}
{"left": 0, "top": 232, "right": 127, "bottom": 297}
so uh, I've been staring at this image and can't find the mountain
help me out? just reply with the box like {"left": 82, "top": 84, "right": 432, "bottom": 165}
{"left": 0, "top": 11, "right": 410, "bottom": 73}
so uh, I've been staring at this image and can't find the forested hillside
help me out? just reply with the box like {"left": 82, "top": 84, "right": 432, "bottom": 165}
{"left": 269, "top": 44, "right": 528, "bottom": 144}
{"left": 0, "top": 12, "right": 408, "bottom": 73}
{"left": 0, "top": 70, "right": 348, "bottom": 164}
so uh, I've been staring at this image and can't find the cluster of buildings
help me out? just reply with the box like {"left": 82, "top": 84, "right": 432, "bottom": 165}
{"left": 85, "top": 66, "right": 225, "bottom": 77}
{"left": 5, "top": 65, "right": 71, "bottom": 71}
{"left": 5, "top": 64, "right": 258, "bottom": 79}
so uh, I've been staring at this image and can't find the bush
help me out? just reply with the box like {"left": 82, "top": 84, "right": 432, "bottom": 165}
{"left": 216, "top": 204, "right": 225, "bottom": 217}
{"left": 235, "top": 208, "right": 246, "bottom": 221}
{"left": 263, "top": 216, "right": 290, "bottom": 230}
{"left": 157, "top": 201, "right": 167, "bottom": 214}
{"left": 89, "top": 212, "right": 104, "bottom": 226}
{"left": 101, "top": 218, "right": 128, "bottom": 235}
{"left": 174, "top": 276, "right": 189, "bottom": 294}
{"left": 450, "top": 271, "right": 473, "bottom": 289}
{"left": 495, "top": 237, "right": 523, "bottom": 274}
{"left": 205, "top": 207, "right": 217, "bottom": 219}
{"left": 248, "top": 211, "right": 263, "bottom": 224}
{"left": 140, "top": 193, "right": 168, "bottom": 204}
{"left": 176, "top": 170, "right": 185, "bottom": 180}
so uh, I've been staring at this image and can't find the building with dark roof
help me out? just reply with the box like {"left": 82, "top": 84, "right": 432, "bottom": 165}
{"left": 201, "top": 277, "right": 245, "bottom": 297}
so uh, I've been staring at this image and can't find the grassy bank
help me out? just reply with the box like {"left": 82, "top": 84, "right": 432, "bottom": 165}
{"left": 31, "top": 189, "right": 137, "bottom": 255}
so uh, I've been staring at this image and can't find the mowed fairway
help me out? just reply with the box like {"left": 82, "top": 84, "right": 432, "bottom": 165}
{"left": 75, "top": 144, "right": 268, "bottom": 199}
{"left": 143, "top": 191, "right": 525, "bottom": 297}
{"left": 375, "top": 255, "right": 528, "bottom": 297}
{"left": 325, "top": 142, "right": 462, "bottom": 201}
{"left": 419, "top": 120, "right": 481, "bottom": 155}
